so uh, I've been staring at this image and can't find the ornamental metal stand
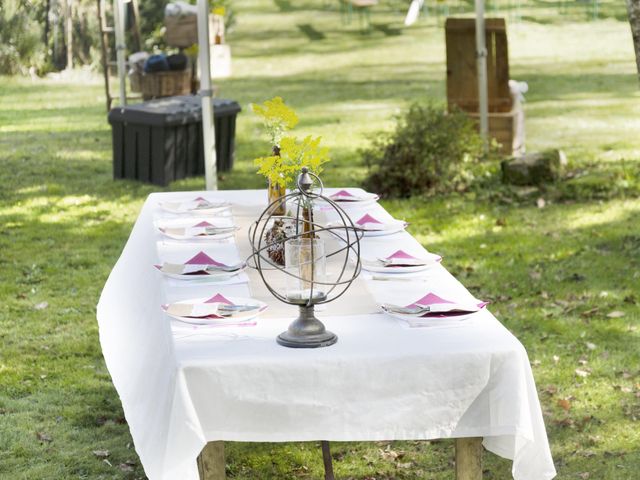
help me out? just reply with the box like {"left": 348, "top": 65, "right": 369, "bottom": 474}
{"left": 248, "top": 167, "right": 362, "bottom": 348}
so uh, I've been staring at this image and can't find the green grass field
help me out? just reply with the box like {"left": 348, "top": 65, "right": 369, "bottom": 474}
{"left": 0, "top": 1, "right": 639, "bottom": 478}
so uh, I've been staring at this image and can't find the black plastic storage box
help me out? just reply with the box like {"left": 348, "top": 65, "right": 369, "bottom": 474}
{"left": 108, "top": 96, "right": 241, "bottom": 186}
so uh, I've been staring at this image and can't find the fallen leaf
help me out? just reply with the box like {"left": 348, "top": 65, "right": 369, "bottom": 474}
{"left": 585, "top": 342, "right": 596, "bottom": 350}
{"left": 575, "top": 368, "right": 590, "bottom": 378}
{"left": 536, "top": 197, "right": 546, "bottom": 208}
{"left": 34, "top": 301, "right": 48, "bottom": 310}
{"left": 396, "top": 462, "right": 413, "bottom": 469}
{"left": 529, "top": 271, "right": 542, "bottom": 281}
{"left": 118, "top": 463, "right": 134, "bottom": 472}
{"left": 579, "top": 472, "right": 590, "bottom": 479}
{"left": 92, "top": 450, "right": 110, "bottom": 458}
{"left": 557, "top": 398, "right": 572, "bottom": 411}
{"left": 36, "top": 432, "right": 52, "bottom": 443}
{"left": 543, "top": 385, "right": 558, "bottom": 395}
{"left": 607, "top": 311, "right": 625, "bottom": 318}
{"left": 554, "top": 417, "right": 574, "bottom": 428}
{"left": 581, "top": 307, "right": 599, "bottom": 317}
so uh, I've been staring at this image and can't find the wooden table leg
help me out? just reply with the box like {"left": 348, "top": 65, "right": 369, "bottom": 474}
{"left": 321, "top": 441, "right": 335, "bottom": 480}
{"left": 198, "top": 441, "right": 226, "bottom": 480}
{"left": 455, "top": 437, "right": 483, "bottom": 480}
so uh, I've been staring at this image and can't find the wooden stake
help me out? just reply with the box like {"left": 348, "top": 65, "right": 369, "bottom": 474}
{"left": 198, "top": 441, "right": 226, "bottom": 480}
{"left": 455, "top": 437, "right": 483, "bottom": 480}
{"left": 321, "top": 441, "right": 335, "bottom": 480}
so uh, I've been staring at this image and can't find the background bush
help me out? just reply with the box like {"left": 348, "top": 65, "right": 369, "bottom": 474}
{"left": 362, "top": 103, "right": 486, "bottom": 198}
{"left": 0, "top": 0, "right": 45, "bottom": 74}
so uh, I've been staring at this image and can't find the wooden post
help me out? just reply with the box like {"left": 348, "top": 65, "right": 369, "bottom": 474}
{"left": 455, "top": 437, "right": 483, "bottom": 480}
{"left": 198, "top": 441, "right": 226, "bottom": 480}
{"left": 321, "top": 441, "right": 335, "bottom": 480}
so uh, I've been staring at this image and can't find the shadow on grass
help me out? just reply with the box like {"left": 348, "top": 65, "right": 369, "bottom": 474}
{"left": 297, "top": 23, "right": 327, "bottom": 41}
{"left": 372, "top": 22, "right": 403, "bottom": 36}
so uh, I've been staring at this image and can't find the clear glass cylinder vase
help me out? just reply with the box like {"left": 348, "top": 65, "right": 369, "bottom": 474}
{"left": 285, "top": 238, "right": 326, "bottom": 303}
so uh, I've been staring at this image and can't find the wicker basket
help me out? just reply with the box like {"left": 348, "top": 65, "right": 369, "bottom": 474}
{"left": 140, "top": 70, "right": 191, "bottom": 100}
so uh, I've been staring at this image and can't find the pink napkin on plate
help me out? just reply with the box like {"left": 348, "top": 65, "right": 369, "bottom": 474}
{"left": 382, "top": 249, "right": 442, "bottom": 267}
{"left": 407, "top": 292, "right": 488, "bottom": 318}
{"left": 155, "top": 252, "right": 244, "bottom": 275}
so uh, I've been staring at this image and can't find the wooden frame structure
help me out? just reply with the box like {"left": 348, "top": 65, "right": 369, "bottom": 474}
{"left": 198, "top": 438, "right": 484, "bottom": 480}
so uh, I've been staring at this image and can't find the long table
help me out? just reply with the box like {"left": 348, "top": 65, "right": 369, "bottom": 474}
{"left": 97, "top": 189, "right": 556, "bottom": 480}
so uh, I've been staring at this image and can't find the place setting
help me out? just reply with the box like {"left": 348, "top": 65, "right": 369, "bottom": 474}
{"left": 361, "top": 248, "right": 442, "bottom": 275}
{"left": 155, "top": 250, "right": 247, "bottom": 281}
{"left": 155, "top": 216, "right": 239, "bottom": 241}
{"left": 162, "top": 292, "right": 268, "bottom": 327}
{"left": 158, "top": 196, "right": 232, "bottom": 216}
{"left": 324, "top": 211, "right": 408, "bottom": 238}
{"left": 380, "top": 291, "right": 489, "bottom": 328}
{"left": 317, "top": 189, "right": 380, "bottom": 209}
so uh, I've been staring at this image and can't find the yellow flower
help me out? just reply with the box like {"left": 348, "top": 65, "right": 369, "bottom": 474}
{"left": 254, "top": 135, "right": 330, "bottom": 189}
{"left": 251, "top": 96, "right": 299, "bottom": 146}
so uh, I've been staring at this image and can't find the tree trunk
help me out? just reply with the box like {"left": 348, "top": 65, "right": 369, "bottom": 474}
{"left": 65, "top": 0, "right": 73, "bottom": 69}
{"left": 628, "top": 0, "right": 640, "bottom": 83}
{"left": 44, "top": 0, "right": 51, "bottom": 49}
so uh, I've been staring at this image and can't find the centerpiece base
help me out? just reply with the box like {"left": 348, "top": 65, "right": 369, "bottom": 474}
{"left": 277, "top": 304, "right": 338, "bottom": 348}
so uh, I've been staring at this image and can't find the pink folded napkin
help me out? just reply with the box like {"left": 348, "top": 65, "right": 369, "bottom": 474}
{"left": 159, "top": 220, "right": 237, "bottom": 238}
{"left": 155, "top": 252, "right": 245, "bottom": 275}
{"left": 355, "top": 213, "right": 407, "bottom": 231}
{"left": 205, "top": 293, "right": 234, "bottom": 305}
{"left": 382, "top": 249, "right": 442, "bottom": 267}
{"left": 330, "top": 190, "right": 377, "bottom": 202}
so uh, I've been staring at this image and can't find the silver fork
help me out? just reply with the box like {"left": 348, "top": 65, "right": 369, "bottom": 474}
{"left": 382, "top": 303, "right": 431, "bottom": 315}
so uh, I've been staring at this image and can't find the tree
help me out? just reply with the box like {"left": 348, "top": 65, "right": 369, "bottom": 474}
{"left": 628, "top": 0, "right": 640, "bottom": 83}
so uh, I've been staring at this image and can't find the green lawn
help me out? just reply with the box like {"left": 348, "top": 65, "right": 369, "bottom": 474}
{"left": 1, "top": 1, "right": 639, "bottom": 479}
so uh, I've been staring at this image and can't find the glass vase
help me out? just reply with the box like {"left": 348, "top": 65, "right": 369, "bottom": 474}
{"left": 268, "top": 179, "right": 286, "bottom": 216}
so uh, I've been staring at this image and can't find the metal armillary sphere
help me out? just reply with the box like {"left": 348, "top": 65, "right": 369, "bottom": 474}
{"left": 248, "top": 167, "right": 362, "bottom": 348}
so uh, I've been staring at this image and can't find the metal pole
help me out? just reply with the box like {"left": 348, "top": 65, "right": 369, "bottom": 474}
{"left": 113, "top": 0, "right": 127, "bottom": 106}
{"left": 197, "top": 0, "right": 218, "bottom": 191}
{"left": 474, "top": 0, "right": 489, "bottom": 149}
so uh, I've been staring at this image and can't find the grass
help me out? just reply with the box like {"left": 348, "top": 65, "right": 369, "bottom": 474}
{"left": 0, "top": 1, "right": 639, "bottom": 478}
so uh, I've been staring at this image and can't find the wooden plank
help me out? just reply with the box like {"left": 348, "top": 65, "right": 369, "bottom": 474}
{"left": 455, "top": 437, "right": 483, "bottom": 480}
{"left": 198, "top": 441, "right": 226, "bottom": 480}
{"left": 445, "top": 18, "right": 512, "bottom": 114}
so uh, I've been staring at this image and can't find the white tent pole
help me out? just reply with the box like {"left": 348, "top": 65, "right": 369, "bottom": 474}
{"left": 197, "top": 0, "right": 218, "bottom": 191}
{"left": 474, "top": 0, "right": 489, "bottom": 148}
{"left": 113, "top": 0, "right": 127, "bottom": 106}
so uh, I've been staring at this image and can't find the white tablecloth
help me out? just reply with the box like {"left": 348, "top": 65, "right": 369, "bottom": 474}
{"left": 97, "top": 190, "right": 556, "bottom": 480}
